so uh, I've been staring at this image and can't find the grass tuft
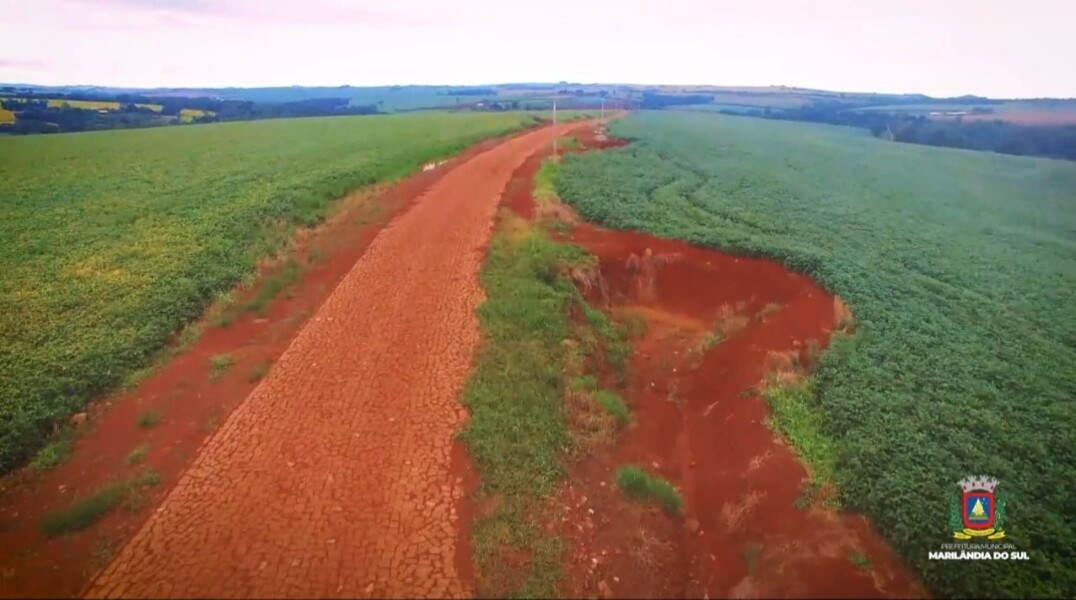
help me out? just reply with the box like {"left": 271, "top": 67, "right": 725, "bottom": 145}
{"left": 125, "top": 444, "right": 149, "bottom": 466}
{"left": 247, "top": 360, "right": 270, "bottom": 383}
{"left": 596, "top": 390, "right": 631, "bottom": 427}
{"left": 30, "top": 430, "right": 75, "bottom": 473}
{"left": 136, "top": 410, "right": 161, "bottom": 429}
{"left": 615, "top": 465, "right": 683, "bottom": 515}
{"left": 40, "top": 469, "right": 161, "bottom": 537}
{"left": 208, "top": 354, "right": 235, "bottom": 381}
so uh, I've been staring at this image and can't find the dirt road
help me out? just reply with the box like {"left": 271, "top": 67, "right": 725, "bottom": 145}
{"left": 83, "top": 120, "right": 590, "bottom": 599}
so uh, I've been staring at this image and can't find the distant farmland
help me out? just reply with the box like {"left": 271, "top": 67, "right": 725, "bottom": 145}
{"left": 46, "top": 99, "right": 121, "bottom": 110}
{"left": 555, "top": 112, "right": 1076, "bottom": 597}
{"left": 0, "top": 111, "right": 538, "bottom": 473}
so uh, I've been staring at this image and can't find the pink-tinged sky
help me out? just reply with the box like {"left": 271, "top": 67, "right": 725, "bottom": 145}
{"left": 1, "top": 0, "right": 1072, "bottom": 98}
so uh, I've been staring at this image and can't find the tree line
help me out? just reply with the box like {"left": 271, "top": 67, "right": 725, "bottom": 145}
{"left": 0, "top": 93, "right": 383, "bottom": 135}
{"left": 721, "top": 104, "right": 1076, "bottom": 161}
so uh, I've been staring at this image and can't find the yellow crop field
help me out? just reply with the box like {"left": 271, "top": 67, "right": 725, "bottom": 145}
{"left": 0, "top": 108, "right": 14, "bottom": 124}
{"left": 47, "top": 99, "right": 121, "bottom": 110}
{"left": 136, "top": 103, "right": 164, "bottom": 112}
{"left": 179, "top": 108, "right": 214, "bottom": 123}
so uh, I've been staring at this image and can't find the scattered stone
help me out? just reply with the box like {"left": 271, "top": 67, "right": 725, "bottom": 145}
{"left": 365, "top": 583, "right": 375, "bottom": 594}
{"left": 70, "top": 412, "right": 88, "bottom": 426}
{"left": 598, "top": 580, "right": 612, "bottom": 598}
{"left": 613, "top": 576, "right": 620, "bottom": 583}
{"left": 685, "top": 518, "right": 700, "bottom": 534}
{"left": 651, "top": 461, "right": 659, "bottom": 469}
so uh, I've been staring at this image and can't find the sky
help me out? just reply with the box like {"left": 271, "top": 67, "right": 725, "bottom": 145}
{"left": 1, "top": 0, "right": 1073, "bottom": 98}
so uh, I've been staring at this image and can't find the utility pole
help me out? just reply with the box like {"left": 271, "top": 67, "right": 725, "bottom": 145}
{"left": 552, "top": 97, "right": 558, "bottom": 157}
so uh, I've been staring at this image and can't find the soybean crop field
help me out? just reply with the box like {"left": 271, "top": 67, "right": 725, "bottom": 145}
{"left": 554, "top": 112, "right": 1076, "bottom": 597}
{"left": 0, "top": 111, "right": 536, "bottom": 473}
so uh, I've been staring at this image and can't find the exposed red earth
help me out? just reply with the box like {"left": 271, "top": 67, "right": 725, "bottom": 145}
{"left": 0, "top": 121, "right": 584, "bottom": 599}
{"left": 507, "top": 130, "right": 925, "bottom": 598}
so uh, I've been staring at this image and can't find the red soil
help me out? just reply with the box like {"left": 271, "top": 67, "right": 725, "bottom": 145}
{"left": 0, "top": 121, "right": 573, "bottom": 599}
{"left": 514, "top": 129, "right": 925, "bottom": 598}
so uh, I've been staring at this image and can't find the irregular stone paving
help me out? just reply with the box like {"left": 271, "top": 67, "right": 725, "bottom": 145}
{"left": 83, "top": 122, "right": 589, "bottom": 599}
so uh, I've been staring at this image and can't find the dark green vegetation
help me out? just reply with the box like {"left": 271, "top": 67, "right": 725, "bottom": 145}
{"left": 555, "top": 112, "right": 1076, "bottom": 597}
{"left": 460, "top": 211, "right": 629, "bottom": 598}
{"left": 39, "top": 469, "right": 160, "bottom": 537}
{"left": 718, "top": 104, "right": 1076, "bottom": 161}
{"left": 0, "top": 112, "right": 536, "bottom": 473}
{"left": 614, "top": 465, "right": 683, "bottom": 515}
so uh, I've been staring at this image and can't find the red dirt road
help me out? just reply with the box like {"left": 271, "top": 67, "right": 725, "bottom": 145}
{"left": 82, "top": 120, "right": 592, "bottom": 599}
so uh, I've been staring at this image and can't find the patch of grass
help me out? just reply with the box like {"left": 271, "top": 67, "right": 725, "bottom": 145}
{"left": 615, "top": 465, "right": 683, "bottom": 515}
{"left": 534, "top": 159, "right": 559, "bottom": 204}
{"left": 86, "top": 536, "right": 115, "bottom": 574}
{"left": 30, "top": 430, "right": 74, "bottom": 473}
{"left": 136, "top": 410, "right": 161, "bottom": 429}
{"left": 762, "top": 376, "right": 837, "bottom": 491}
{"left": 121, "top": 365, "right": 155, "bottom": 391}
{"left": 596, "top": 390, "right": 631, "bottom": 427}
{"left": 617, "top": 313, "right": 649, "bottom": 339}
{"left": 701, "top": 331, "right": 724, "bottom": 351}
{"left": 251, "top": 260, "right": 303, "bottom": 316}
{"left": 247, "top": 360, "right": 270, "bottom": 382}
{"left": 208, "top": 354, "right": 235, "bottom": 381}
{"left": 460, "top": 211, "right": 624, "bottom": 597}
{"left": 849, "top": 550, "right": 871, "bottom": 572}
{"left": 125, "top": 444, "right": 149, "bottom": 467}
{"left": 39, "top": 469, "right": 160, "bottom": 537}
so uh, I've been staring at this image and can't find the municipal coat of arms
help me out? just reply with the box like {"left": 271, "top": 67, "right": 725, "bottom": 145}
{"left": 949, "top": 475, "right": 1006, "bottom": 540}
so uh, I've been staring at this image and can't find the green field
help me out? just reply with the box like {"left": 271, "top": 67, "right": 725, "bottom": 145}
{"left": 555, "top": 112, "right": 1076, "bottom": 597}
{"left": 0, "top": 111, "right": 537, "bottom": 473}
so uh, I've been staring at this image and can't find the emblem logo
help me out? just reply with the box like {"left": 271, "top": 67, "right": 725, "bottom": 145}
{"left": 949, "top": 476, "right": 1006, "bottom": 540}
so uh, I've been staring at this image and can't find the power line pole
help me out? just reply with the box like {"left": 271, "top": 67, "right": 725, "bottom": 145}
{"left": 552, "top": 97, "right": 558, "bottom": 157}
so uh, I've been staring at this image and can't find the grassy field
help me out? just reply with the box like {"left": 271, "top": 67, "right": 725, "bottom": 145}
{"left": 0, "top": 111, "right": 539, "bottom": 473}
{"left": 555, "top": 112, "right": 1076, "bottom": 597}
